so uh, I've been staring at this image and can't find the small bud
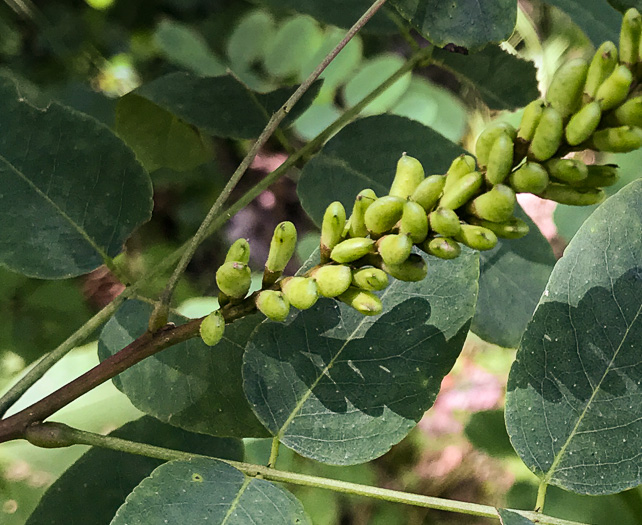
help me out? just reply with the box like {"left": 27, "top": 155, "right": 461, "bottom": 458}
{"left": 310, "top": 265, "right": 352, "bottom": 297}
{"left": 389, "top": 154, "right": 425, "bottom": 199}
{"left": 569, "top": 164, "right": 619, "bottom": 189}
{"left": 216, "top": 261, "right": 252, "bottom": 299}
{"left": 256, "top": 290, "right": 290, "bottom": 322}
{"left": 454, "top": 224, "right": 498, "bottom": 251}
{"left": 364, "top": 196, "right": 405, "bottom": 235}
{"left": 352, "top": 267, "right": 389, "bottom": 291}
{"left": 475, "top": 122, "right": 516, "bottom": 168}
{"left": 439, "top": 171, "right": 483, "bottom": 210}
{"left": 422, "top": 237, "right": 461, "bottom": 259}
{"left": 225, "top": 238, "right": 251, "bottom": 264}
{"left": 338, "top": 287, "right": 383, "bottom": 316}
{"left": 399, "top": 200, "right": 429, "bottom": 243}
{"left": 467, "top": 184, "right": 516, "bottom": 223}
{"left": 264, "top": 221, "right": 297, "bottom": 287}
{"left": 538, "top": 184, "right": 606, "bottom": 206}
{"left": 348, "top": 189, "right": 377, "bottom": 238}
{"left": 281, "top": 276, "right": 319, "bottom": 310}
{"left": 509, "top": 162, "right": 549, "bottom": 194}
{"left": 467, "top": 217, "right": 530, "bottom": 239}
{"left": 330, "top": 237, "right": 376, "bottom": 263}
{"left": 381, "top": 253, "right": 428, "bottom": 282}
{"left": 320, "top": 201, "right": 346, "bottom": 263}
{"left": 200, "top": 310, "right": 225, "bottom": 346}
{"left": 429, "top": 207, "right": 462, "bottom": 237}
{"left": 545, "top": 158, "right": 588, "bottom": 184}
{"left": 377, "top": 234, "right": 413, "bottom": 266}
{"left": 411, "top": 174, "right": 446, "bottom": 211}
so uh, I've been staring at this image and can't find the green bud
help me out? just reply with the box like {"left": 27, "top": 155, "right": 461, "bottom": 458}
{"left": 364, "top": 195, "right": 405, "bottom": 235}
{"left": 216, "top": 261, "right": 252, "bottom": 299}
{"left": 264, "top": 221, "right": 297, "bottom": 286}
{"left": 613, "top": 96, "right": 642, "bottom": 127}
{"left": 377, "top": 234, "right": 413, "bottom": 266}
{"left": 546, "top": 58, "right": 588, "bottom": 118}
{"left": 467, "top": 184, "right": 516, "bottom": 223}
{"left": 569, "top": 164, "right": 619, "bottom": 188}
{"left": 584, "top": 41, "right": 618, "bottom": 100}
{"left": 518, "top": 99, "right": 546, "bottom": 141}
{"left": 595, "top": 65, "right": 633, "bottom": 111}
{"left": 443, "top": 154, "right": 477, "bottom": 193}
{"left": 411, "top": 175, "right": 446, "bottom": 211}
{"left": 352, "top": 267, "right": 389, "bottom": 291}
{"left": 439, "top": 171, "right": 483, "bottom": 210}
{"left": 509, "top": 162, "right": 549, "bottom": 194}
{"left": 330, "top": 237, "right": 376, "bottom": 263}
{"left": 538, "top": 183, "right": 606, "bottom": 206}
{"left": 389, "top": 154, "right": 425, "bottom": 199}
{"left": 467, "top": 217, "right": 529, "bottom": 239}
{"left": 529, "top": 107, "right": 563, "bottom": 161}
{"left": 565, "top": 101, "right": 602, "bottom": 146}
{"left": 455, "top": 224, "right": 498, "bottom": 251}
{"left": 338, "top": 287, "right": 383, "bottom": 316}
{"left": 225, "top": 238, "right": 251, "bottom": 264}
{"left": 256, "top": 290, "right": 290, "bottom": 322}
{"left": 486, "top": 133, "right": 515, "bottom": 185}
{"left": 348, "top": 189, "right": 377, "bottom": 238}
{"left": 320, "top": 201, "right": 346, "bottom": 263}
{"left": 382, "top": 253, "right": 428, "bottom": 282}
{"left": 200, "top": 310, "right": 225, "bottom": 347}
{"left": 281, "top": 276, "right": 319, "bottom": 310}
{"left": 422, "top": 237, "right": 461, "bottom": 259}
{"left": 590, "top": 126, "right": 642, "bottom": 152}
{"left": 619, "top": 8, "right": 642, "bottom": 65}
{"left": 311, "top": 265, "right": 352, "bottom": 297}
{"left": 429, "top": 207, "right": 462, "bottom": 237}
{"left": 399, "top": 200, "right": 429, "bottom": 243}
{"left": 545, "top": 158, "right": 588, "bottom": 184}
{"left": 475, "top": 122, "right": 517, "bottom": 168}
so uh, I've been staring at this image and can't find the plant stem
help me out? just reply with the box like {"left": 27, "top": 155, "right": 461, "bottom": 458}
{"left": 536, "top": 480, "right": 548, "bottom": 512}
{"left": 27, "top": 423, "right": 589, "bottom": 525}
{"left": 267, "top": 437, "right": 280, "bottom": 468}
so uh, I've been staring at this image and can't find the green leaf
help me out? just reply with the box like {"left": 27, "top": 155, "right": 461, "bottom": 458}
{"left": 545, "top": 0, "right": 621, "bottom": 46}
{"left": 472, "top": 207, "right": 555, "bottom": 349}
{"left": 390, "top": 0, "right": 517, "bottom": 51}
{"left": 97, "top": 300, "right": 268, "bottom": 438}
{"left": 465, "top": 410, "right": 514, "bottom": 457}
{"left": 110, "top": 458, "right": 311, "bottom": 525}
{"left": 432, "top": 46, "right": 539, "bottom": 111}
{"left": 25, "top": 417, "right": 242, "bottom": 525}
{"left": 116, "top": 93, "right": 212, "bottom": 172}
{"left": 243, "top": 248, "right": 479, "bottom": 465}
{"left": 297, "top": 115, "right": 466, "bottom": 225}
{"left": 498, "top": 509, "right": 536, "bottom": 525}
{"left": 608, "top": 1, "right": 642, "bottom": 13}
{"left": 0, "top": 78, "right": 152, "bottom": 279}
{"left": 506, "top": 180, "right": 642, "bottom": 495}
{"left": 226, "top": 9, "right": 277, "bottom": 70}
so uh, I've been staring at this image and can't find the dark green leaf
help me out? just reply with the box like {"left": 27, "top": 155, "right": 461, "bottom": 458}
{"left": 243, "top": 248, "right": 479, "bottom": 464}
{"left": 607, "top": 1, "right": 642, "bottom": 13}
{"left": 26, "top": 417, "right": 242, "bottom": 525}
{"left": 465, "top": 410, "right": 514, "bottom": 457}
{"left": 432, "top": 46, "right": 539, "bottom": 111}
{"left": 506, "top": 180, "right": 642, "bottom": 495}
{"left": 110, "top": 458, "right": 311, "bottom": 525}
{"left": 390, "top": 0, "right": 517, "bottom": 51}
{"left": 498, "top": 509, "right": 536, "bottom": 525}
{"left": 545, "top": 0, "right": 621, "bottom": 46}
{"left": 98, "top": 300, "right": 268, "bottom": 438}
{"left": 0, "top": 78, "right": 152, "bottom": 279}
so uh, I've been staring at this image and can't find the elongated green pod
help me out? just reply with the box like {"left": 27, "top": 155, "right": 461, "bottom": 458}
{"left": 590, "top": 125, "right": 642, "bottom": 152}
{"left": 411, "top": 175, "right": 446, "bottom": 211}
{"left": 310, "top": 264, "right": 352, "bottom": 297}
{"left": 399, "top": 200, "right": 429, "bottom": 243}
{"left": 429, "top": 207, "right": 461, "bottom": 237}
{"left": 613, "top": 96, "right": 642, "bottom": 127}
{"left": 256, "top": 290, "right": 290, "bottom": 322}
{"left": 545, "top": 158, "right": 588, "bottom": 184}
{"left": 348, "top": 189, "right": 377, "bottom": 238}
{"left": 569, "top": 164, "right": 619, "bottom": 188}
{"left": 486, "top": 133, "right": 514, "bottom": 185}
{"left": 529, "top": 107, "right": 563, "bottom": 161}
{"left": 377, "top": 234, "right": 413, "bottom": 266}
{"left": 509, "top": 162, "right": 549, "bottom": 194}
{"left": 546, "top": 58, "right": 588, "bottom": 118}
{"left": 475, "top": 122, "right": 517, "bottom": 168}
{"left": 225, "top": 238, "right": 251, "bottom": 264}
{"left": 216, "top": 261, "right": 252, "bottom": 299}
{"left": 439, "top": 171, "right": 483, "bottom": 210}
{"left": 281, "top": 276, "right": 319, "bottom": 310}
{"left": 455, "top": 224, "right": 498, "bottom": 251}
{"left": 338, "top": 287, "right": 383, "bottom": 316}
{"left": 382, "top": 253, "right": 428, "bottom": 282}
{"left": 468, "top": 216, "right": 530, "bottom": 239}
{"left": 422, "top": 237, "right": 461, "bottom": 259}
{"left": 364, "top": 195, "right": 405, "bottom": 235}
{"left": 565, "top": 101, "right": 602, "bottom": 146}
{"left": 467, "top": 184, "right": 516, "bottom": 223}
{"left": 538, "top": 183, "right": 606, "bottom": 205}
{"left": 585, "top": 41, "right": 618, "bottom": 99}
{"left": 320, "top": 201, "right": 346, "bottom": 263}
{"left": 518, "top": 99, "right": 546, "bottom": 141}
{"left": 330, "top": 237, "right": 375, "bottom": 263}
{"left": 443, "top": 154, "right": 477, "bottom": 193}
{"left": 620, "top": 8, "right": 642, "bottom": 66}
{"left": 389, "top": 154, "right": 425, "bottom": 199}
{"left": 595, "top": 65, "right": 633, "bottom": 111}
{"left": 352, "top": 267, "right": 389, "bottom": 291}
{"left": 199, "top": 309, "right": 226, "bottom": 347}
{"left": 264, "top": 221, "right": 297, "bottom": 286}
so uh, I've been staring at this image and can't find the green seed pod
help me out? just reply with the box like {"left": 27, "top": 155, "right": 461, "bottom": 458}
{"left": 467, "top": 184, "right": 516, "bottom": 223}
{"left": 216, "top": 261, "right": 252, "bottom": 299}
{"left": 545, "top": 158, "right": 588, "bottom": 184}
{"left": 619, "top": 8, "right": 642, "bottom": 66}
{"left": 364, "top": 195, "right": 405, "bottom": 235}
{"left": 347, "top": 189, "right": 377, "bottom": 238}
{"left": 486, "top": 133, "right": 515, "bottom": 185}
{"left": 613, "top": 96, "right": 642, "bottom": 127}
{"left": 399, "top": 200, "right": 429, "bottom": 243}
{"left": 320, "top": 201, "right": 346, "bottom": 263}
{"left": 281, "top": 276, "right": 319, "bottom": 310}
{"left": 225, "top": 238, "right": 251, "bottom": 264}
{"left": 509, "top": 162, "right": 549, "bottom": 194}
{"left": 518, "top": 99, "right": 546, "bottom": 141}
{"left": 569, "top": 164, "right": 619, "bottom": 188}
{"left": 584, "top": 41, "right": 618, "bottom": 100}
{"left": 475, "top": 122, "right": 517, "bottom": 168}
{"left": 564, "top": 101, "right": 602, "bottom": 146}
{"left": 546, "top": 58, "right": 589, "bottom": 118}
{"left": 538, "top": 183, "right": 606, "bottom": 206}
{"left": 429, "top": 207, "right": 462, "bottom": 237}
{"left": 467, "top": 217, "right": 530, "bottom": 239}
{"left": 411, "top": 175, "right": 446, "bottom": 211}
{"left": 443, "top": 154, "right": 477, "bottom": 193}
{"left": 264, "top": 221, "right": 297, "bottom": 286}
{"left": 529, "top": 107, "right": 564, "bottom": 161}
{"left": 389, "top": 154, "right": 425, "bottom": 199}
{"left": 439, "top": 171, "right": 483, "bottom": 210}
{"left": 590, "top": 125, "right": 642, "bottom": 152}
{"left": 338, "top": 287, "right": 383, "bottom": 316}
{"left": 455, "top": 224, "right": 498, "bottom": 251}
{"left": 330, "top": 237, "right": 375, "bottom": 263}
{"left": 382, "top": 253, "right": 428, "bottom": 282}
{"left": 423, "top": 237, "right": 461, "bottom": 259}
{"left": 311, "top": 264, "right": 352, "bottom": 297}
{"left": 377, "top": 234, "right": 413, "bottom": 266}
{"left": 199, "top": 310, "right": 225, "bottom": 347}
{"left": 256, "top": 290, "right": 290, "bottom": 322}
{"left": 595, "top": 65, "right": 633, "bottom": 111}
{"left": 352, "top": 267, "right": 389, "bottom": 291}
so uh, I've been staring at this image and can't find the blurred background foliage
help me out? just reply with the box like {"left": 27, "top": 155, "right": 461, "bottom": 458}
{"left": 1, "top": 0, "right": 641, "bottom": 523}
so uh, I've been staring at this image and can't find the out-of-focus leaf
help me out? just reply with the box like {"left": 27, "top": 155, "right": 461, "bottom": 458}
{"left": 545, "top": 0, "right": 621, "bottom": 46}
{"left": 226, "top": 9, "right": 276, "bottom": 70}
{"left": 465, "top": 410, "right": 514, "bottom": 457}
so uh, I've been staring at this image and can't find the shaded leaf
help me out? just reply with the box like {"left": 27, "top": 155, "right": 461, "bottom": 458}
{"left": 545, "top": 0, "right": 621, "bottom": 46}
{"left": 506, "top": 180, "right": 642, "bottom": 495}
{"left": 465, "top": 410, "right": 514, "bottom": 458}
{"left": 498, "top": 509, "right": 536, "bottom": 525}
{"left": 227, "top": 9, "right": 277, "bottom": 70}
{"left": 608, "top": 0, "right": 642, "bottom": 12}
